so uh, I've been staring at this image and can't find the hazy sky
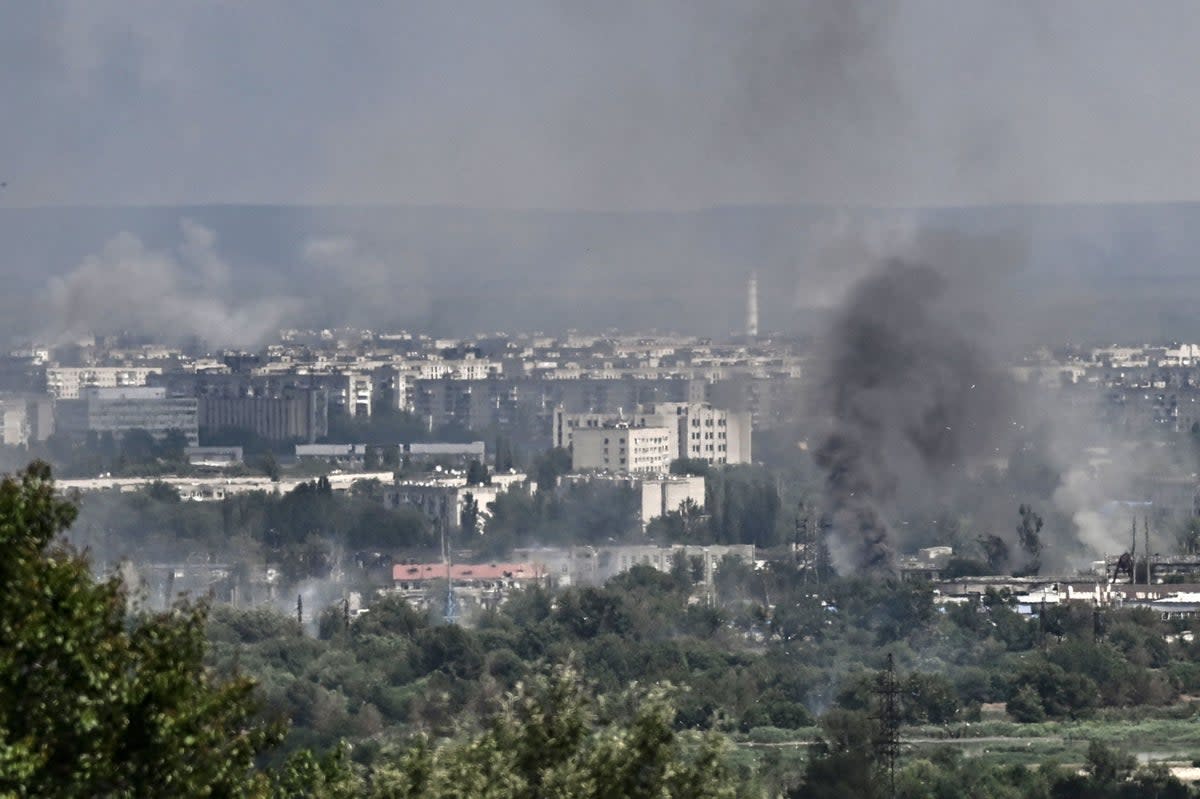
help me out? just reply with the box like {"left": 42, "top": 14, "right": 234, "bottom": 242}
{"left": 4, "top": 1, "right": 1200, "bottom": 210}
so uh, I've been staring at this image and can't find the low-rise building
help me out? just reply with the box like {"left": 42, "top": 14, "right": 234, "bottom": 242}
{"left": 295, "top": 443, "right": 371, "bottom": 468}
{"left": 384, "top": 473, "right": 529, "bottom": 532}
{"left": 514, "top": 543, "right": 755, "bottom": 588}
{"left": 402, "top": 441, "right": 487, "bottom": 465}
{"left": 558, "top": 472, "right": 706, "bottom": 526}
{"left": 184, "top": 446, "right": 244, "bottom": 467}
{"left": 391, "top": 561, "right": 546, "bottom": 613}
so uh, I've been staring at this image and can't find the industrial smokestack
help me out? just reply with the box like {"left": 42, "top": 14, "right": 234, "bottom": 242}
{"left": 746, "top": 271, "right": 759, "bottom": 339}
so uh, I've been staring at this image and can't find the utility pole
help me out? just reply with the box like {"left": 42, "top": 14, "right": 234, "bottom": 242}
{"left": 875, "top": 653, "right": 900, "bottom": 799}
{"left": 441, "top": 519, "right": 459, "bottom": 624}
{"left": 1144, "top": 515, "right": 1152, "bottom": 586}
{"left": 296, "top": 593, "right": 303, "bottom": 629}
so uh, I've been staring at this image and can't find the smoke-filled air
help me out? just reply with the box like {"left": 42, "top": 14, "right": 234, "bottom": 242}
{"left": 8, "top": 2, "right": 1200, "bottom": 796}
{"left": 816, "top": 259, "right": 1018, "bottom": 575}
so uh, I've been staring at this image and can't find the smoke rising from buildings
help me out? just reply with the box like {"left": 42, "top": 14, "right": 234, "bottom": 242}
{"left": 815, "top": 256, "right": 1019, "bottom": 575}
{"left": 44, "top": 219, "right": 301, "bottom": 348}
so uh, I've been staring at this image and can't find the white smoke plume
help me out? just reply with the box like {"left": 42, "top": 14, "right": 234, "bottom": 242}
{"left": 44, "top": 219, "right": 301, "bottom": 347}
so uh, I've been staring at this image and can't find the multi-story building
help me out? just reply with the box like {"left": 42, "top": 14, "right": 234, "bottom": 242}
{"left": 46, "top": 367, "right": 161, "bottom": 399}
{"left": 570, "top": 424, "right": 673, "bottom": 474}
{"left": 555, "top": 402, "right": 751, "bottom": 466}
{"left": 198, "top": 389, "right": 328, "bottom": 443}
{"left": 0, "top": 395, "right": 53, "bottom": 447}
{"left": 0, "top": 399, "right": 28, "bottom": 446}
{"left": 55, "top": 387, "right": 199, "bottom": 445}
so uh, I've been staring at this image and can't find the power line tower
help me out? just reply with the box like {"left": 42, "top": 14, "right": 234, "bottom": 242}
{"left": 875, "top": 653, "right": 901, "bottom": 799}
{"left": 440, "top": 519, "right": 459, "bottom": 624}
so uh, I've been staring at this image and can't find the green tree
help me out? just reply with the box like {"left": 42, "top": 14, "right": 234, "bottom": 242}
{"left": 119, "top": 428, "right": 159, "bottom": 464}
{"left": 1084, "top": 739, "right": 1136, "bottom": 788}
{"left": 461, "top": 492, "right": 481, "bottom": 537}
{"left": 370, "top": 661, "right": 733, "bottom": 799}
{"left": 533, "top": 448, "right": 572, "bottom": 491}
{"left": 793, "top": 709, "right": 884, "bottom": 799}
{"left": 466, "top": 459, "right": 491, "bottom": 486}
{"left": 1016, "top": 504, "right": 1044, "bottom": 574}
{"left": 0, "top": 462, "right": 286, "bottom": 796}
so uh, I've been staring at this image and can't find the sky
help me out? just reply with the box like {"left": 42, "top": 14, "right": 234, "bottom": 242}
{"left": 5, "top": 1, "right": 1200, "bottom": 211}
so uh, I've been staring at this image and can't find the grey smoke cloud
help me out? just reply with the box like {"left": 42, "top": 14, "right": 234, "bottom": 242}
{"left": 3, "top": 2, "right": 1200, "bottom": 210}
{"left": 814, "top": 232, "right": 1028, "bottom": 574}
{"left": 44, "top": 220, "right": 300, "bottom": 347}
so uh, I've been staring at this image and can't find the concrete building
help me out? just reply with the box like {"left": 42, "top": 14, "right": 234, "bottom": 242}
{"left": 558, "top": 472, "right": 705, "bottom": 526}
{"left": 514, "top": 543, "right": 755, "bottom": 589}
{"left": 55, "top": 387, "right": 199, "bottom": 445}
{"left": 570, "top": 424, "right": 673, "bottom": 473}
{"left": 403, "top": 441, "right": 487, "bottom": 464}
{"left": 47, "top": 367, "right": 160, "bottom": 399}
{"left": 199, "top": 389, "right": 328, "bottom": 442}
{"left": 391, "top": 561, "right": 546, "bottom": 613}
{"left": 56, "top": 471, "right": 395, "bottom": 501}
{"left": 0, "top": 395, "right": 54, "bottom": 447}
{"left": 385, "top": 474, "right": 528, "bottom": 532}
{"left": 184, "top": 446, "right": 244, "bottom": 467}
{"left": 555, "top": 402, "right": 751, "bottom": 467}
{"left": 639, "top": 475, "right": 706, "bottom": 525}
{"left": 295, "top": 443, "right": 371, "bottom": 468}
{"left": 0, "top": 399, "right": 28, "bottom": 446}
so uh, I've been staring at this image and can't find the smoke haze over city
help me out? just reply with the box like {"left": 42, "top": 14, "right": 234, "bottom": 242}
{"left": 8, "top": 4, "right": 1200, "bottom": 794}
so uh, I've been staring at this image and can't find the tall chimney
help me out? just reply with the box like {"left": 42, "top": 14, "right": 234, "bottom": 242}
{"left": 746, "top": 271, "right": 759, "bottom": 339}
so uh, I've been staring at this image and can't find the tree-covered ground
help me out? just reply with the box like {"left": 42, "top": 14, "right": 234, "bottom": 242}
{"left": 10, "top": 458, "right": 1200, "bottom": 795}
{"left": 204, "top": 548, "right": 1200, "bottom": 796}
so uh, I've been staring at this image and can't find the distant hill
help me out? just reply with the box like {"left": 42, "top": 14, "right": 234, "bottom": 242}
{"left": 2, "top": 202, "right": 1199, "bottom": 346}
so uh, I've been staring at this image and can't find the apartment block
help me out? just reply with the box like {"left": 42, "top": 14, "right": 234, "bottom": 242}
{"left": 55, "top": 387, "right": 199, "bottom": 445}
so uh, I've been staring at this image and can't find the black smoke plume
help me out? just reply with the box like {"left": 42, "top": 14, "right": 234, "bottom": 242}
{"left": 816, "top": 260, "right": 1011, "bottom": 575}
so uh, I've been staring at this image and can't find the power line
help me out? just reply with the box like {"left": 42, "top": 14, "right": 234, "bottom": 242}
{"left": 875, "top": 652, "right": 900, "bottom": 799}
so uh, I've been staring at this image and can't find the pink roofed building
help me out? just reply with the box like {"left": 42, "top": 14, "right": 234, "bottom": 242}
{"left": 391, "top": 561, "right": 547, "bottom": 615}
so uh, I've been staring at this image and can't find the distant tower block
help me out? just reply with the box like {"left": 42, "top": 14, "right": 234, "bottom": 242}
{"left": 745, "top": 272, "right": 759, "bottom": 339}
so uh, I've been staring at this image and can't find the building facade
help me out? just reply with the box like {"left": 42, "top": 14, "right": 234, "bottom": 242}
{"left": 47, "top": 367, "right": 160, "bottom": 399}
{"left": 555, "top": 402, "right": 751, "bottom": 467}
{"left": 199, "top": 389, "right": 328, "bottom": 442}
{"left": 55, "top": 387, "right": 199, "bottom": 445}
{"left": 570, "top": 424, "right": 673, "bottom": 473}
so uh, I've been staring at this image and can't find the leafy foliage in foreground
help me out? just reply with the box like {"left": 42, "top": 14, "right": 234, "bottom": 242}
{"left": 0, "top": 462, "right": 282, "bottom": 797}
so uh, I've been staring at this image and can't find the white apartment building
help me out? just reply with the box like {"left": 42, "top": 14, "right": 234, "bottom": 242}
{"left": 554, "top": 402, "right": 752, "bottom": 467}
{"left": 570, "top": 425, "right": 673, "bottom": 474}
{"left": 46, "top": 367, "right": 161, "bottom": 399}
{"left": 670, "top": 402, "right": 753, "bottom": 465}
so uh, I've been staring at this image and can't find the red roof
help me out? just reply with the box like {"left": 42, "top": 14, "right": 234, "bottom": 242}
{"left": 392, "top": 561, "right": 545, "bottom": 583}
